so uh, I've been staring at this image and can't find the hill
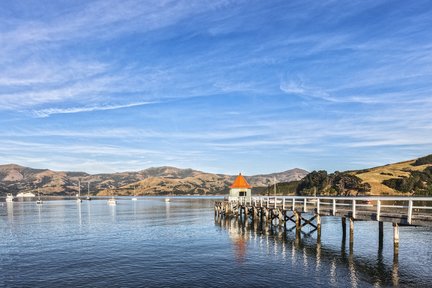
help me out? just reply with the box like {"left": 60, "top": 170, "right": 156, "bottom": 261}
{"left": 295, "top": 154, "right": 432, "bottom": 196}
{"left": 0, "top": 164, "right": 308, "bottom": 196}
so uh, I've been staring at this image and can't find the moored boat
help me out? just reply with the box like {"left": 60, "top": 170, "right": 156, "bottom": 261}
{"left": 107, "top": 197, "right": 117, "bottom": 206}
{"left": 36, "top": 191, "right": 43, "bottom": 205}
{"left": 16, "top": 192, "right": 36, "bottom": 198}
{"left": 6, "top": 193, "right": 14, "bottom": 202}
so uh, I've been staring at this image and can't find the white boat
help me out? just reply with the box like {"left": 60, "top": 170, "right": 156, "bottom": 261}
{"left": 107, "top": 197, "right": 117, "bottom": 206}
{"left": 131, "top": 186, "right": 138, "bottom": 200}
{"left": 165, "top": 198, "right": 171, "bottom": 202}
{"left": 16, "top": 192, "right": 36, "bottom": 198}
{"left": 76, "top": 180, "right": 82, "bottom": 203}
{"left": 86, "top": 182, "right": 92, "bottom": 201}
{"left": 6, "top": 193, "right": 14, "bottom": 202}
{"left": 36, "top": 190, "right": 43, "bottom": 205}
{"left": 107, "top": 186, "right": 117, "bottom": 205}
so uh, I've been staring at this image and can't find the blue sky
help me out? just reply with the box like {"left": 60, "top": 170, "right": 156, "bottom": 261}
{"left": 1, "top": 0, "right": 432, "bottom": 175}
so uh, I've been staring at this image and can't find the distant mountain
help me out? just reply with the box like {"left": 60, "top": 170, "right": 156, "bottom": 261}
{"left": 0, "top": 164, "right": 308, "bottom": 196}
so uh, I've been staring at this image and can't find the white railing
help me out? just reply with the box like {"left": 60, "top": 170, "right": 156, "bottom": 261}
{"left": 248, "top": 196, "right": 432, "bottom": 224}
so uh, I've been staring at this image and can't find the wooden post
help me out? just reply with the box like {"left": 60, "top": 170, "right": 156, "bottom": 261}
{"left": 295, "top": 210, "right": 301, "bottom": 230}
{"left": 282, "top": 198, "right": 285, "bottom": 210}
{"left": 349, "top": 217, "right": 354, "bottom": 254}
{"left": 332, "top": 199, "right": 336, "bottom": 216}
{"left": 392, "top": 250, "right": 399, "bottom": 286}
{"left": 407, "top": 200, "right": 413, "bottom": 224}
{"left": 342, "top": 217, "right": 347, "bottom": 240}
{"left": 379, "top": 221, "right": 384, "bottom": 251}
{"left": 316, "top": 212, "right": 321, "bottom": 241}
{"left": 292, "top": 198, "right": 296, "bottom": 211}
{"left": 377, "top": 200, "right": 381, "bottom": 221}
{"left": 352, "top": 199, "right": 356, "bottom": 219}
{"left": 393, "top": 223, "right": 399, "bottom": 255}
{"left": 295, "top": 225, "right": 301, "bottom": 248}
{"left": 303, "top": 198, "right": 307, "bottom": 212}
{"left": 317, "top": 198, "right": 320, "bottom": 214}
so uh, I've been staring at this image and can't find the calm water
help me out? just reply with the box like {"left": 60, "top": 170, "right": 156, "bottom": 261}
{"left": 1, "top": 197, "right": 431, "bottom": 287}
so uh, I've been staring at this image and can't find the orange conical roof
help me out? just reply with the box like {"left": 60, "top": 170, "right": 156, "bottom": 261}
{"left": 230, "top": 173, "right": 251, "bottom": 189}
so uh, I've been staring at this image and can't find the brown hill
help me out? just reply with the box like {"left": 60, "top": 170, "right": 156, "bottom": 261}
{"left": 295, "top": 154, "right": 432, "bottom": 196}
{"left": 350, "top": 157, "right": 432, "bottom": 195}
{"left": 0, "top": 164, "right": 308, "bottom": 196}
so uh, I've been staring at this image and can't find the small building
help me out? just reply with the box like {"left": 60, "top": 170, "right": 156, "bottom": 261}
{"left": 228, "top": 173, "right": 252, "bottom": 202}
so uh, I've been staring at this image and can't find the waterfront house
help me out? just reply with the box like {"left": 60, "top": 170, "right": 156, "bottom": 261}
{"left": 228, "top": 173, "right": 252, "bottom": 202}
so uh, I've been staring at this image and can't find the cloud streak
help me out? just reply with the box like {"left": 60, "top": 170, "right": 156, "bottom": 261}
{"left": 32, "top": 101, "right": 156, "bottom": 118}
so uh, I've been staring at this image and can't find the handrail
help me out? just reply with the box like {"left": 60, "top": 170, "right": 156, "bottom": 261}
{"left": 247, "top": 195, "right": 432, "bottom": 225}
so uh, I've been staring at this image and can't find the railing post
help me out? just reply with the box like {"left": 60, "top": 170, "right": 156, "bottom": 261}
{"left": 317, "top": 198, "right": 320, "bottom": 214}
{"left": 408, "top": 200, "right": 413, "bottom": 224}
{"left": 304, "top": 198, "right": 307, "bottom": 212}
{"left": 292, "top": 198, "right": 296, "bottom": 211}
{"left": 282, "top": 198, "right": 285, "bottom": 210}
{"left": 377, "top": 200, "right": 381, "bottom": 221}
{"left": 275, "top": 197, "right": 277, "bottom": 208}
{"left": 260, "top": 197, "right": 263, "bottom": 207}
{"left": 332, "top": 199, "right": 336, "bottom": 216}
{"left": 266, "top": 197, "right": 269, "bottom": 208}
{"left": 352, "top": 199, "right": 356, "bottom": 219}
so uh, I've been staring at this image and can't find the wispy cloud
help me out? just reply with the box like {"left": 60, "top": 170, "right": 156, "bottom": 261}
{"left": 1, "top": 1, "right": 432, "bottom": 174}
{"left": 32, "top": 101, "right": 156, "bottom": 118}
{"left": 279, "top": 78, "right": 339, "bottom": 102}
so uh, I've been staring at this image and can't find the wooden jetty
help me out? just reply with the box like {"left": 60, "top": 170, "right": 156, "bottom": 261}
{"left": 215, "top": 196, "right": 432, "bottom": 254}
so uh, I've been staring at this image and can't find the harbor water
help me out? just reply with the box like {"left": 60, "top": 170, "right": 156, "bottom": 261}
{"left": 1, "top": 197, "right": 431, "bottom": 287}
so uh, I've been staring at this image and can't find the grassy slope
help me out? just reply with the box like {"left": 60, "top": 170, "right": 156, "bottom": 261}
{"left": 351, "top": 160, "right": 432, "bottom": 195}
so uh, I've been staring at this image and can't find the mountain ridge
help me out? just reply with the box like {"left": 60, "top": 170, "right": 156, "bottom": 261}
{"left": 0, "top": 164, "right": 308, "bottom": 196}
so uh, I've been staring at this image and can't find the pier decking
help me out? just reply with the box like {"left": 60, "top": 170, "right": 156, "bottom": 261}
{"left": 215, "top": 196, "right": 432, "bottom": 254}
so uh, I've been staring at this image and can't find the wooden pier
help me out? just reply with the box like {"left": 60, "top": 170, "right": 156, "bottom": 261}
{"left": 215, "top": 196, "right": 432, "bottom": 254}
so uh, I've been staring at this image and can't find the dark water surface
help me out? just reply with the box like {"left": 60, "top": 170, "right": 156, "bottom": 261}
{"left": 1, "top": 197, "right": 431, "bottom": 287}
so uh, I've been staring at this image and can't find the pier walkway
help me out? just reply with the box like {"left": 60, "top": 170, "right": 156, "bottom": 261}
{"left": 214, "top": 196, "right": 432, "bottom": 254}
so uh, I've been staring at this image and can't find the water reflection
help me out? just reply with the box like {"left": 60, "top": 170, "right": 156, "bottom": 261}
{"left": 87, "top": 200, "right": 92, "bottom": 224}
{"left": 77, "top": 201, "right": 82, "bottom": 227}
{"left": 215, "top": 215, "right": 402, "bottom": 287}
{"left": 7, "top": 202, "right": 14, "bottom": 222}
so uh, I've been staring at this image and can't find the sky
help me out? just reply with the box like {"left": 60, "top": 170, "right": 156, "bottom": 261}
{"left": 1, "top": 0, "right": 432, "bottom": 175}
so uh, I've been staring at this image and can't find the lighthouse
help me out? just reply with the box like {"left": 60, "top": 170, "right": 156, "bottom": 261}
{"left": 229, "top": 173, "right": 252, "bottom": 202}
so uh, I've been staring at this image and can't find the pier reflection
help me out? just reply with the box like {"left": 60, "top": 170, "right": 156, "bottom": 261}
{"left": 215, "top": 215, "right": 400, "bottom": 287}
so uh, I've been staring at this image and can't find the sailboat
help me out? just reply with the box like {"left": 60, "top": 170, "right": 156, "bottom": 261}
{"left": 269, "top": 177, "right": 281, "bottom": 204}
{"left": 76, "top": 180, "right": 82, "bottom": 203}
{"left": 107, "top": 187, "right": 117, "bottom": 206}
{"left": 165, "top": 192, "right": 172, "bottom": 202}
{"left": 36, "top": 189, "right": 43, "bottom": 205}
{"left": 86, "top": 182, "right": 92, "bottom": 201}
{"left": 6, "top": 193, "right": 14, "bottom": 203}
{"left": 131, "top": 186, "right": 138, "bottom": 201}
